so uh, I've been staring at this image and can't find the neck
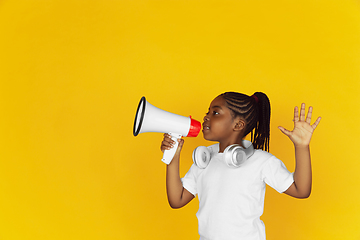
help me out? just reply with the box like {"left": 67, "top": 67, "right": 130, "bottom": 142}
{"left": 218, "top": 138, "right": 245, "bottom": 153}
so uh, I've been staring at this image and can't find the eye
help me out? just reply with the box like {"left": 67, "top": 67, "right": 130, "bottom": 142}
{"left": 213, "top": 111, "right": 219, "bottom": 115}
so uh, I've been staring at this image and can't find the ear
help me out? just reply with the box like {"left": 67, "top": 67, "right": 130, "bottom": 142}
{"left": 234, "top": 118, "right": 246, "bottom": 131}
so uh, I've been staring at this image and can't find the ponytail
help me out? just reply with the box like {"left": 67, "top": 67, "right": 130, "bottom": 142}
{"left": 251, "top": 92, "right": 270, "bottom": 152}
{"left": 220, "top": 92, "right": 271, "bottom": 151}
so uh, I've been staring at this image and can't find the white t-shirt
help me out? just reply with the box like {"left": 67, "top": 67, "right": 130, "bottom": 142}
{"left": 181, "top": 149, "right": 294, "bottom": 240}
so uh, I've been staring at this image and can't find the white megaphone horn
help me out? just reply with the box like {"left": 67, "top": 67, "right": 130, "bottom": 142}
{"left": 133, "top": 96, "right": 201, "bottom": 165}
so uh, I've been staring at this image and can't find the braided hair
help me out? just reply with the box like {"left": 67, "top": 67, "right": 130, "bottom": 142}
{"left": 219, "top": 92, "right": 271, "bottom": 152}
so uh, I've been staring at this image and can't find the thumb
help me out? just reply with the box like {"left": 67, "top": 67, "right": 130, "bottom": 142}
{"left": 278, "top": 126, "right": 292, "bottom": 137}
{"left": 177, "top": 138, "right": 184, "bottom": 149}
{"left": 174, "top": 138, "right": 184, "bottom": 155}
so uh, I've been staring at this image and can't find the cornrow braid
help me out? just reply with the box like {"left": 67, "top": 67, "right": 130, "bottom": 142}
{"left": 219, "top": 92, "right": 271, "bottom": 152}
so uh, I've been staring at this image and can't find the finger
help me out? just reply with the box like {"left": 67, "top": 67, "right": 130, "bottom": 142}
{"left": 293, "top": 106, "right": 299, "bottom": 122}
{"left": 299, "top": 103, "right": 306, "bottom": 121}
{"left": 163, "top": 134, "right": 175, "bottom": 143}
{"left": 162, "top": 140, "right": 174, "bottom": 150}
{"left": 161, "top": 135, "right": 176, "bottom": 151}
{"left": 278, "top": 126, "right": 292, "bottom": 137}
{"left": 178, "top": 138, "right": 184, "bottom": 148}
{"left": 311, "top": 116, "right": 322, "bottom": 130}
{"left": 306, "top": 106, "right": 313, "bottom": 124}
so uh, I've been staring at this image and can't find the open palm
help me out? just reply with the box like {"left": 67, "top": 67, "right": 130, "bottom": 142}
{"left": 278, "top": 103, "right": 321, "bottom": 147}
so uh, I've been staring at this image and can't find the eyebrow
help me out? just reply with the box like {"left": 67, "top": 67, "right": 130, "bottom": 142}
{"left": 210, "top": 105, "right": 222, "bottom": 109}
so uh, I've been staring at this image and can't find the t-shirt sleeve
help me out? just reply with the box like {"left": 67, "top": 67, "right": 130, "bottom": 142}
{"left": 181, "top": 164, "right": 198, "bottom": 197}
{"left": 262, "top": 156, "right": 294, "bottom": 193}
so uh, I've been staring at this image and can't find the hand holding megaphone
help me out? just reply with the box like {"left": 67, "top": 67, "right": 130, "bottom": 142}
{"left": 133, "top": 97, "right": 201, "bottom": 164}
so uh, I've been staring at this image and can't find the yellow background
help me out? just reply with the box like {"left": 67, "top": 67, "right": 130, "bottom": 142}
{"left": 1, "top": 1, "right": 360, "bottom": 239}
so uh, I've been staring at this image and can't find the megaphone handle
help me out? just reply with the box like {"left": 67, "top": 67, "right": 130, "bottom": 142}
{"left": 162, "top": 133, "right": 182, "bottom": 165}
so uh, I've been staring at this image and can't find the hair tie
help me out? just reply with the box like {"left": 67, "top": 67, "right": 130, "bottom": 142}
{"left": 251, "top": 94, "right": 259, "bottom": 103}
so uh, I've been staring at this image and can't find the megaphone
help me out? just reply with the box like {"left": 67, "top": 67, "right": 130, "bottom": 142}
{"left": 133, "top": 96, "right": 201, "bottom": 165}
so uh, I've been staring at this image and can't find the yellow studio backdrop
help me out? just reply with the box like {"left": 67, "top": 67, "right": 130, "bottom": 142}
{"left": 0, "top": 0, "right": 359, "bottom": 239}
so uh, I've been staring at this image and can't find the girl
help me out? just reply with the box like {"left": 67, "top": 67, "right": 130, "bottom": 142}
{"left": 161, "top": 92, "right": 321, "bottom": 240}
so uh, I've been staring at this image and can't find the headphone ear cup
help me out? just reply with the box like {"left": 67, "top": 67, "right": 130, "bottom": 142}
{"left": 223, "top": 145, "right": 247, "bottom": 168}
{"left": 192, "top": 146, "right": 211, "bottom": 169}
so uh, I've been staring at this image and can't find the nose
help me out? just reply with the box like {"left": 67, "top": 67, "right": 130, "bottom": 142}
{"left": 203, "top": 115, "right": 209, "bottom": 122}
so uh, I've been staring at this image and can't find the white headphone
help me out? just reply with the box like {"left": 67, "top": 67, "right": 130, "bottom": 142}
{"left": 192, "top": 140, "right": 255, "bottom": 169}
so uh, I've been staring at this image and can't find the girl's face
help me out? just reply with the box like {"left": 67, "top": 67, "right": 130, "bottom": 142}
{"left": 202, "top": 96, "right": 240, "bottom": 143}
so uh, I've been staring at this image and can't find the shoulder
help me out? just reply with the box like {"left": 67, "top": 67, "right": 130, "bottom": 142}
{"left": 249, "top": 149, "right": 286, "bottom": 170}
{"left": 252, "top": 150, "right": 290, "bottom": 176}
{"left": 252, "top": 149, "right": 275, "bottom": 161}
{"left": 184, "top": 163, "right": 204, "bottom": 177}
{"left": 240, "top": 149, "right": 275, "bottom": 170}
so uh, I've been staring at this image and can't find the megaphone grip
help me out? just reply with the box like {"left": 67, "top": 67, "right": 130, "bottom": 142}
{"left": 161, "top": 133, "right": 182, "bottom": 165}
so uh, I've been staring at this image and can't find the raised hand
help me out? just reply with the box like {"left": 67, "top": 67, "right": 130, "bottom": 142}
{"left": 278, "top": 103, "right": 321, "bottom": 147}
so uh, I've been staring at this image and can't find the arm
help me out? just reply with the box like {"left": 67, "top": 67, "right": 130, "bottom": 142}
{"left": 161, "top": 134, "right": 194, "bottom": 208}
{"left": 278, "top": 103, "right": 321, "bottom": 199}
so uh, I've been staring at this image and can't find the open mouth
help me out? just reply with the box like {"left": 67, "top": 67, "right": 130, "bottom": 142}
{"left": 203, "top": 125, "right": 210, "bottom": 131}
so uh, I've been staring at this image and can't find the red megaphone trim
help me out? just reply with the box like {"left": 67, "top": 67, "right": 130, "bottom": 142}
{"left": 187, "top": 117, "right": 201, "bottom": 137}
